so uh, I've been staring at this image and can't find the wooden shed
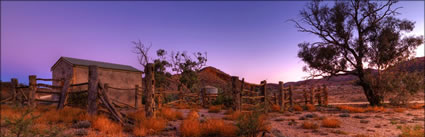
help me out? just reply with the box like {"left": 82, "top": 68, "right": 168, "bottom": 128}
{"left": 51, "top": 56, "right": 142, "bottom": 106}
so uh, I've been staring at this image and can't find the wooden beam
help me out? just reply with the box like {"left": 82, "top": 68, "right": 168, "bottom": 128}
{"left": 145, "top": 63, "right": 155, "bottom": 118}
{"left": 57, "top": 77, "right": 70, "bottom": 110}
{"left": 278, "top": 81, "right": 284, "bottom": 112}
{"left": 88, "top": 65, "right": 98, "bottom": 115}
{"left": 29, "top": 75, "right": 37, "bottom": 108}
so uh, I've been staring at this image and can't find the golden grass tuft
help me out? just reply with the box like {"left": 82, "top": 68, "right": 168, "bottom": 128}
{"left": 92, "top": 115, "right": 123, "bottom": 135}
{"left": 223, "top": 111, "right": 242, "bottom": 121}
{"left": 305, "top": 104, "right": 316, "bottom": 111}
{"left": 408, "top": 104, "right": 424, "bottom": 109}
{"left": 393, "top": 107, "right": 407, "bottom": 113}
{"left": 175, "top": 103, "right": 190, "bottom": 109}
{"left": 159, "top": 107, "right": 183, "bottom": 121}
{"left": 321, "top": 118, "right": 341, "bottom": 128}
{"left": 180, "top": 119, "right": 202, "bottom": 137}
{"left": 302, "top": 121, "right": 319, "bottom": 129}
{"left": 201, "top": 119, "right": 237, "bottom": 137}
{"left": 208, "top": 105, "right": 222, "bottom": 113}
{"left": 293, "top": 105, "right": 303, "bottom": 111}
{"left": 271, "top": 105, "right": 281, "bottom": 112}
{"left": 37, "top": 106, "right": 87, "bottom": 123}
{"left": 187, "top": 110, "right": 200, "bottom": 120}
{"left": 224, "top": 109, "right": 234, "bottom": 115}
{"left": 337, "top": 105, "right": 366, "bottom": 113}
{"left": 133, "top": 117, "right": 167, "bottom": 136}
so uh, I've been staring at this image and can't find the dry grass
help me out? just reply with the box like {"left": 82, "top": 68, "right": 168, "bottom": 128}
{"left": 224, "top": 109, "right": 234, "bottom": 115}
{"left": 271, "top": 105, "right": 280, "bottom": 112}
{"left": 408, "top": 103, "right": 424, "bottom": 109}
{"left": 133, "top": 117, "right": 167, "bottom": 136}
{"left": 159, "top": 107, "right": 183, "bottom": 121}
{"left": 321, "top": 118, "right": 341, "bottom": 128}
{"left": 180, "top": 119, "right": 202, "bottom": 137}
{"left": 36, "top": 106, "right": 87, "bottom": 123}
{"left": 92, "top": 115, "right": 123, "bottom": 135}
{"left": 201, "top": 119, "right": 237, "bottom": 137}
{"left": 302, "top": 121, "right": 319, "bottom": 129}
{"left": 337, "top": 105, "right": 366, "bottom": 113}
{"left": 305, "top": 104, "right": 316, "bottom": 111}
{"left": 208, "top": 105, "right": 222, "bottom": 113}
{"left": 187, "top": 110, "right": 200, "bottom": 120}
{"left": 365, "top": 106, "right": 386, "bottom": 112}
{"left": 293, "top": 105, "right": 303, "bottom": 111}
{"left": 393, "top": 107, "right": 407, "bottom": 113}
{"left": 127, "top": 109, "right": 146, "bottom": 123}
{"left": 399, "top": 125, "right": 424, "bottom": 137}
{"left": 223, "top": 111, "right": 242, "bottom": 121}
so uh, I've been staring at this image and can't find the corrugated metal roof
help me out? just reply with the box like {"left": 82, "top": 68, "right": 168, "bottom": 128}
{"left": 53, "top": 57, "right": 142, "bottom": 72}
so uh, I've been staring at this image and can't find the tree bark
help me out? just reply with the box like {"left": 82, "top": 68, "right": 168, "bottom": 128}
{"left": 357, "top": 71, "right": 382, "bottom": 106}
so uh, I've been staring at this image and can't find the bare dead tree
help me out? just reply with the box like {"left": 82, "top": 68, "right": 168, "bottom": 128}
{"left": 133, "top": 40, "right": 152, "bottom": 68}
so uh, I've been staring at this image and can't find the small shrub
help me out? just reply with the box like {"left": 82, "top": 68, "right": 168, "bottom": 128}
{"left": 393, "top": 107, "right": 406, "bottom": 113}
{"left": 159, "top": 107, "right": 183, "bottom": 121}
{"left": 187, "top": 110, "right": 200, "bottom": 120}
{"left": 223, "top": 111, "right": 242, "bottom": 121}
{"left": 3, "top": 108, "right": 40, "bottom": 137}
{"left": 208, "top": 105, "right": 222, "bottom": 113}
{"left": 399, "top": 125, "right": 424, "bottom": 137}
{"left": 236, "top": 112, "right": 270, "bottom": 137}
{"left": 337, "top": 105, "right": 365, "bottom": 113}
{"left": 92, "top": 115, "right": 123, "bottom": 135}
{"left": 321, "top": 118, "right": 341, "bottom": 128}
{"left": 301, "top": 121, "right": 319, "bottom": 129}
{"left": 201, "top": 119, "right": 237, "bottom": 137}
{"left": 408, "top": 104, "right": 425, "bottom": 109}
{"left": 180, "top": 119, "right": 201, "bottom": 137}
{"left": 133, "top": 117, "right": 167, "bottom": 135}
{"left": 305, "top": 104, "right": 316, "bottom": 111}
{"left": 293, "top": 105, "right": 303, "bottom": 111}
{"left": 271, "top": 105, "right": 281, "bottom": 112}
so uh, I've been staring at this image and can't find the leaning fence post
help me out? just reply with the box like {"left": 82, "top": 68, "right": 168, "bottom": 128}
{"left": 231, "top": 76, "right": 241, "bottom": 111}
{"left": 57, "top": 77, "right": 70, "bottom": 110}
{"left": 135, "top": 85, "right": 139, "bottom": 108}
{"left": 262, "top": 80, "right": 268, "bottom": 113}
{"left": 11, "top": 78, "right": 18, "bottom": 103}
{"left": 88, "top": 65, "right": 98, "bottom": 115}
{"left": 310, "top": 87, "right": 314, "bottom": 105}
{"left": 278, "top": 81, "right": 284, "bottom": 112}
{"left": 289, "top": 85, "right": 293, "bottom": 108}
{"left": 145, "top": 63, "right": 155, "bottom": 118}
{"left": 29, "top": 75, "right": 37, "bottom": 108}
{"left": 323, "top": 85, "right": 328, "bottom": 106}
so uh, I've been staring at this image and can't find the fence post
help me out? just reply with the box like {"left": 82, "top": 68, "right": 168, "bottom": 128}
{"left": 231, "top": 76, "right": 240, "bottom": 111}
{"left": 11, "top": 78, "right": 18, "bottom": 103}
{"left": 201, "top": 88, "right": 207, "bottom": 107}
{"left": 145, "top": 63, "right": 155, "bottom": 118}
{"left": 28, "top": 75, "right": 37, "bottom": 108}
{"left": 310, "top": 87, "right": 314, "bottom": 105}
{"left": 303, "top": 89, "right": 308, "bottom": 105}
{"left": 317, "top": 86, "right": 322, "bottom": 106}
{"left": 57, "top": 77, "right": 70, "bottom": 110}
{"left": 323, "top": 85, "right": 328, "bottom": 106}
{"left": 88, "top": 65, "right": 98, "bottom": 115}
{"left": 240, "top": 78, "right": 244, "bottom": 111}
{"left": 135, "top": 85, "right": 139, "bottom": 108}
{"left": 289, "top": 85, "right": 293, "bottom": 108}
{"left": 262, "top": 80, "right": 268, "bottom": 113}
{"left": 278, "top": 81, "right": 284, "bottom": 112}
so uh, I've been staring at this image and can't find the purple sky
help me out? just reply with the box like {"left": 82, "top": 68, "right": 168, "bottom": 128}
{"left": 1, "top": 1, "right": 424, "bottom": 84}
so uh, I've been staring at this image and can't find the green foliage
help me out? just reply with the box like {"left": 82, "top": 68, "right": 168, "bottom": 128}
{"left": 3, "top": 108, "right": 39, "bottom": 137}
{"left": 211, "top": 91, "right": 233, "bottom": 107}
{"left": 236, "top": 111, "right": 269, "bottom": 137}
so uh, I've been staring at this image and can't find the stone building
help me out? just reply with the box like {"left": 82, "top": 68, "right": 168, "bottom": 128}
{"left": 51, "top": 56, "right": 142, "bottom": 106}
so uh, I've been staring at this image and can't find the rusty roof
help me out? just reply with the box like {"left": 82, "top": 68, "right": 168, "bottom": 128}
{"left": 51, "top": 56, "right": 142, "bottom": 72}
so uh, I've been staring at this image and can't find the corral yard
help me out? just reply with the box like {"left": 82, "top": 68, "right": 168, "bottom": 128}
{"left": 1, "top": 103, "right": 424, "bottom": 137}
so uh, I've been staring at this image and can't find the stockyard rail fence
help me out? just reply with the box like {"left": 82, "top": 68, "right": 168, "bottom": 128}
{"left": 3, "top": 63, "right": 330, "bottom": 123}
